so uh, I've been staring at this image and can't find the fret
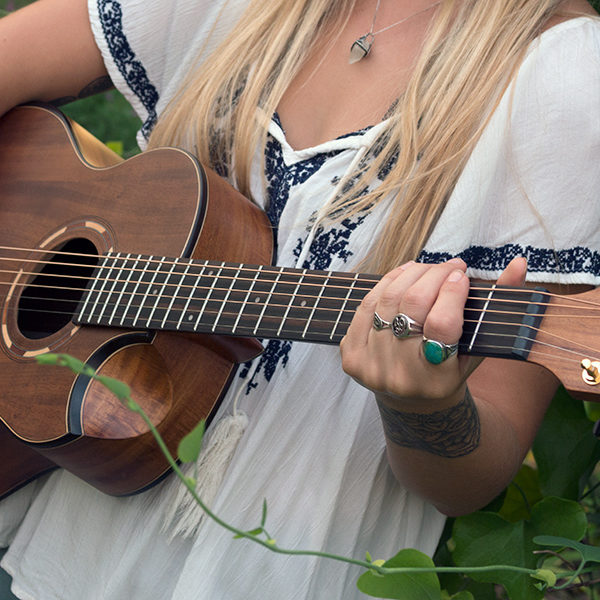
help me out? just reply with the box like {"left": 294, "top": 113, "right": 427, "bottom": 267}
{"left": 161, "top": 259, "right": 192, "bottom": 330}
{"left": 295, "top": 271, "right": 359, "bottom": 343}
{"left": 302, "top": 271, "right": 330, "bottom": 339}
{"left": 75, "top": 253, "right": 552, "bottom": 365}
{"left": 120, "top": 255, "right": 153, "bottom": 327}
{"left": 194, "top": 262, "right": 225, "bottom": 331}
{"left": 176, "top": 261, "right": 207, "bottom": 330}
{"left": 77, "top": 254, "right": 111, "bottom": 322}
{"left": 144, "top": 258, "right": 177, "bottom": 328}
{"left": 254, "top": 267, "right": 283, "bottom": 335}
{"left": 107, "top": 253, "right": 134, "bottom": 325}
{"left": 232, "top": 265, "right": 263, "bottom": 334}
{"left": 460, "top": 284, "right": 549, "bottom": 360}
{"left": 330, "top": 272, "right": 360, "bottom": 341}
{"left": 466, "top": 284, "right": 497, "bottom": 352}
{"left": 276, "top": 269, "right": 307, "bottom": 337}
{"left": 88, "top": 253, "right": 121, "bottom": 323}
{"left": 94, "top": 252, "right": 125, "bottom": 323}
{"left": 131, "top": 257, "right": 165, "bottom": 328}
{"left": 212, "top": 264, "right": 243, "bottom": 331}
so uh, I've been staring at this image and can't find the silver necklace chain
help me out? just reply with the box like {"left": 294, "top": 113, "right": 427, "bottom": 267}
{"left": 349, "top": 0, "right": 442, "bottom": 64}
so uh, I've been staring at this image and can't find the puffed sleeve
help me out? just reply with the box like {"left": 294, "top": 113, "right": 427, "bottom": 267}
{"left": 87, "top": 0, "right": 248, "bottom": 147}
{"left": 421, "top": 17, "right": 600, "bottom": 286}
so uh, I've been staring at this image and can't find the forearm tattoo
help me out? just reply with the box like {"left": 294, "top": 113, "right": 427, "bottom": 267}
{"left": 49, "top": 75, "right": 114, "bottom": 107}
{"left": 377, "top": 388, "right": 481, "bottom": 458}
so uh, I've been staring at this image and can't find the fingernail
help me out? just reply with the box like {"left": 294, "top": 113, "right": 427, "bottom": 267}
{"left": 448, "top": 257, "right": 463, "bottom": 264}
{"left": 448, "top": 270, "right": 464, "bottom": 282}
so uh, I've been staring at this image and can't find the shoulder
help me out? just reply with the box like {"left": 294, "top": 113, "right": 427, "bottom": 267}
{"left": 515, "top": 17, "right": 600, "bottom": 107}
{"left": 88, "top": 0, "right": 250, "bottom": 142}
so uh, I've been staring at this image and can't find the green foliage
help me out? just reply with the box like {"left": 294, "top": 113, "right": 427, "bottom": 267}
{"left": 61, "top": 93, "right": 141, "bottom": 158}
{"left": 357, "top": 549, "right": 442, "bottom": 600}
{"left": 452, "top": 498, "right": 587, "bottom": 599}
{"left": 533, "top": 387, "right": 600, "bottom": 500}
{"left": 177, "top": 420, "right": 206, "bottom": 464}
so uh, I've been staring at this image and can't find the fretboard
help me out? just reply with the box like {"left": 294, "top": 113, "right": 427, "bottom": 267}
{"left": 74, "top": 253, "right": 549, "bottom": 359}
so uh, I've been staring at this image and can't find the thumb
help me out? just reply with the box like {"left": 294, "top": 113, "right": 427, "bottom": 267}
{"left": 497, "top": 256, "right": 527, "bottom": 287}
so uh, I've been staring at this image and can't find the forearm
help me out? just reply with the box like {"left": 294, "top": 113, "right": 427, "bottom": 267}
{"left": 0, "top": 0, "right": 108, "bottom": 116}
{"left": 378, "top": 385, "right": 524, "bottom": 516}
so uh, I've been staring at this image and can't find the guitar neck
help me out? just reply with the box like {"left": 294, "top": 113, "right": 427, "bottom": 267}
{"left": 75, "top": 253, "right": 549, "bottom": 360}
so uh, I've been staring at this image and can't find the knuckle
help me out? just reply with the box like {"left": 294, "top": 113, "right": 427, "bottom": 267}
{"left": 379, "top": 288, "right": 399, "bottom": 308}
{"left": 426, "top": 313, "right": 462, "bottom": 342}
{"left": 402, "top": 287, "right": 431, "bottom": 312}
{"left": 360, "top": 292, "right": 378, "bottom": 312}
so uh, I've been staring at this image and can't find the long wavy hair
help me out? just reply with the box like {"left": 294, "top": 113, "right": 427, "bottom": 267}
{"left": 149, "top": 0, "right": 575, "bottom": 273}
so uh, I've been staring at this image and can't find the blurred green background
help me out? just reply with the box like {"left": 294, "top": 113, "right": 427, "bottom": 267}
{"left": 1, "top": 0, "right": 142, "bottom": 157}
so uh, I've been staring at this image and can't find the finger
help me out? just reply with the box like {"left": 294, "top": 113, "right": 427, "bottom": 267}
{"left": 398, "top": 258, "right": 467, "bottom": 325}
{"left": 423, "top": 268, "right": 470, "bottom": 344}
{"left": 345, "top": 262, "right": 415, "bottom": 345}
{"left": 374, "top": 261, "right": 439, "bottom": 322}
{"left": 497, "top": 256, "right": 527, "bottom": 287}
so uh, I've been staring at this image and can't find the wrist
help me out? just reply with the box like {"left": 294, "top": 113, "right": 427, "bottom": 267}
{"left": 376, "top": 386, "right": 481, "bottom": 458}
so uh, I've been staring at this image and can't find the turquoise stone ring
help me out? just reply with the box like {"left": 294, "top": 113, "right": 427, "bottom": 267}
{"left": 422, "top": 338, "right": 459, "bottom": 365}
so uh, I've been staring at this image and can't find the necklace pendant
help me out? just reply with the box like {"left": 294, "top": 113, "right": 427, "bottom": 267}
{"left": 349, "top": 34, "right": 373, "bottom": 64}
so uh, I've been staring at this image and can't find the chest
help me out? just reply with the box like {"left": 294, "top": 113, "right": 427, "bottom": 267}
{"left": 277, "top": 1, "right": 437, "bottom": 150}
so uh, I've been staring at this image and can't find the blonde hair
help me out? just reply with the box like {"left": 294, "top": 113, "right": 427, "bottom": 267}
{"left": 150, "top": 0, "right": 569, "bottom": 273}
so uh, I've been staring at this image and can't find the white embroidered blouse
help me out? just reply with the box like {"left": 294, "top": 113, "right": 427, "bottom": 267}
{"left": 1, "top": 2, "right": 599, "bottom": 599}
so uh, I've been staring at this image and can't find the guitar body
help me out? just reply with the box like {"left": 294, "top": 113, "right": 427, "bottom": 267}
{"left": 0, "top": 104, "right": 272, "bottom": 497}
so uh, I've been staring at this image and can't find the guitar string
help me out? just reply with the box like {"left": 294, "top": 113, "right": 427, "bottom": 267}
{"left": 2, "top": 262, "right": 600, "bottom": 319}
{"left": 2, "top": 273, "right": 600, "bottom": 336}
{"left": 3, "top": 282, "right": 600, "bottom": 358}
{"left": 3, "top": 303, "right": 599, "bottom": 370}
{"left": 1, "top": 247, "right": 600, "bottom": 310}
{"left": 3, "top": 277, "right": 600, "bottom": 337}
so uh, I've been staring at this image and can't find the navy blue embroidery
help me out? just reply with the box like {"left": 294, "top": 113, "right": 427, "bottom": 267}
{"left": 241, "top": 130, "right": 359, "bottom": 393}
{"left": 264, "top": 136, "right": 336, "bottom": 229}
{"left": 418, "top": 244, "right": 600, "bottom": 277}
{"left": 293, "top": 214, "right": 368, "bottom": 270}
{"left": 97, "top": 0, "right": 159, "bottom": 139}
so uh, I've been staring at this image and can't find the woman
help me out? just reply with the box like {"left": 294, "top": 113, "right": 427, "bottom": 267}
{"left": 0, "top": 0, "right": 599, "bottom": 598}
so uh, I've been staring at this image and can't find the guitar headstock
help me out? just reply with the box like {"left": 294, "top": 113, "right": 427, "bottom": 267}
{"left": 529, "top": 286, "right": 600, "bottom": 402}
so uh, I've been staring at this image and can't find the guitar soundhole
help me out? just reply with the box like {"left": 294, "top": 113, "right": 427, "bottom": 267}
{"left": 18, "top": 238, "right": 99, "bottom": 340}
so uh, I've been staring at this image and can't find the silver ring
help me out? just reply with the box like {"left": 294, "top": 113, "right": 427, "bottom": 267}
{"left": 422, "top": 337, "right": 459, "bottom": 365}
{"left": 373, "top": 312, "right": 392, "bottom": 331}
{"left": 391, "top": 313, "right": 423, "bottom": 338}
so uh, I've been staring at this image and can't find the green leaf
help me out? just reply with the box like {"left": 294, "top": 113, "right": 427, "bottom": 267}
{"left": 452, "top": 497, "right": 587, "bottom": 600}
{"left": 106, "top": 140, "right": 124, "bottom": 156}
{"left": 95, "top": 375, "right": 131, "bottom": 401}
{"left": 177, "top": 420, "right": 205, "bottom": 463}
{"left": 35, "top": 353, "right": 61, "bottom": 365}
{"left": 452, "top": 512, "right": 542, "bottom": 600}
{"left": 584, "top": 401, "right": 600, "bottom": 422}
{"left": 357, "top": 549, "right": 441, "bottom": 599}
{"left": 233, "top": 527, "right": 263, "bottom": 539}
{"left": 499, "top": 465, "right": 543, "bottom": 522}
{"left": 533, "top": 535, "right": 600, "bottom": 564}
{"left": 261, "top": 499, "right": 268, "bottom": 528}
{"left": 448, "top": 592, "right": 475, "bottom": 600}
{"left": 529, "top": 497, "right": 587, "bottom": 542}
{"left": 532, "top": 387, "right": 600, "bottom": 499}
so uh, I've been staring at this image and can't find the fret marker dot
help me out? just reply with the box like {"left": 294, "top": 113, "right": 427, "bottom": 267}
{"left": 300, "top": 300, "right": 307, "bottom": 307}
{"left": 153, "top": 288, "right": 159, "bottom": 295}
{"left": 188, "top": 315, "right": 194, "bottom": 321}
{"left": 208, "top": 270, "right": 214, "bottom": 276}
{"left": 254, "top": 296, "right": 261, "bottom": 303}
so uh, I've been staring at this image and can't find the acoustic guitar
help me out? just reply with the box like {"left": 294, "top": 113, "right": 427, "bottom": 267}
{"left": 0, "top": 104, "right": 598, "bottom": 499}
